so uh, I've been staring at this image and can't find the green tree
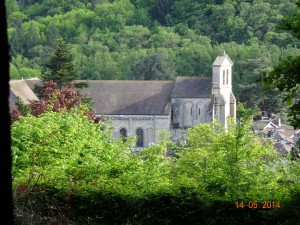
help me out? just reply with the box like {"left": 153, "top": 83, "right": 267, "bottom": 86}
{"left": 93, "top": 0, "right": 135, "bottom": 31}
{"left": 5, "top": 0, "right": 20, "bottom": 16}
{"left": 11, "top": 109, "right": 132, "bottom": 193}
{"left": 258, "top": 0, "right": 300, "bottom": 128}
{"left": 9, "top": 23, "right": 25, "bottom": 57}
{"left": 128, "top": 53, "right": 177, "bottom": 80}
{"left": 46, "top": 21, "right": 60, "bottom": 46}
{"left": 24, "top": 22, "right": 40, "bottom": 53}
{"left": 150, "top": 0, "right": 174, "bottom": 25}
{"left": 42, "top": 38, "right": 79, "bottom": 90}
{"left": 175, "top": 115, "right": 286, "bottom": 201}
{"left": 175, "top": 42, "right": 212, "bottom": 77}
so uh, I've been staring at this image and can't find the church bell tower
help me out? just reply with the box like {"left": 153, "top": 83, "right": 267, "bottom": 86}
{"left": 211, "top": 51, "right": 236, "bottom": 128}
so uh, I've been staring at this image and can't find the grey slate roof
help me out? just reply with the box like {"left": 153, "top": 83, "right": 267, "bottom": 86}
{"left": 80, "top": 80, "right": 175, "bottom": 115}
{"left": 170, "top": 76, "right": 212, "bottom": 98}
{"left": 252, "top": 120, "right": 278, "bottom": 131}
{"left": 14, "top": 76, "right": 215, "bottom": 115}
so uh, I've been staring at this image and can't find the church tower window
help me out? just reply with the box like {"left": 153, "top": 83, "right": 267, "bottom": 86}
{"left": 226, "top": 69, "right": 229, "bottom": 84}
{"left": 223, "top": 70, "right": 225, "bottom": 85}
{"left": 199, "top": 108, "right": 201, "bottom": 115}
{"left": 136, "top": 128, "right": 144, "bottom": 147}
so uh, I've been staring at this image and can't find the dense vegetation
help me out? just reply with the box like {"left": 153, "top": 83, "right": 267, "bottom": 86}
{"left": 258, "top": 0, "right": 300, "bottom": 128}
{"left": 6, "top": 0, "right": 300, "bottom": 118}
{"left": 11, "top": 105, "right": 300, "bottom": 224}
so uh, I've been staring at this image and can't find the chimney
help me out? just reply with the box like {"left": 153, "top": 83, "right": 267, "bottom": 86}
{"left": 278, "top": 117, "right": 281, "bottom": 126}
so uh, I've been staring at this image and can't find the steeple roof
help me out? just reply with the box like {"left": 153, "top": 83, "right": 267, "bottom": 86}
{"left": 212, "top": 51, "right": 233, "bottom": 66}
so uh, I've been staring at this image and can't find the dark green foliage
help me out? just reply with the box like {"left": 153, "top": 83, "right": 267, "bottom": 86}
{"left": 258, "top": 53, "right": 300, "bottom": 129}
{"left": 6, "top": 0, "right": 300, "bottom": 119}
{"left": 15, "top": 96, "right": 31, "bottom": 115}
{"left": 278, "top": 0, "right": 300, "bottom": 40}
{"left": 11, "top": 105, "right": 300, "bottom": 224}
{"left": 150, "top": 0, "right": 174, "bottom": 25}
{"left": 43, "top": 38, "right": 79, "bottom": 90}
{"left": 9, "top": 22, "right": 25, "bottom": 57}
{"left": 46, "top": 22, "right": 61, "bottom": 46}
{"left": 24, "top": 22, "right": 40, "bottom": 53}
{"left": 257, "top": 0, "right": 300, "bottom": 128}
{"left": 291, "top": 139, "right": 300, "bottom": 161}
{"left": 128, "top": 53, "right": 177, "bottom": 80}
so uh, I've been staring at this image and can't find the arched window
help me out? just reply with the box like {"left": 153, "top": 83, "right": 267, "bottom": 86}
{"left": 120, "top": 128, "right": 127, "bottom": 141}
{"left": 226, "top": 69, "right": 229, "bottom": 84}
{"left": 198, "top": 108, "right": 201, "bottom": 115}
{"left": 136, "top": 128, "right": 144, "bottom": 147}
{"left": 223, "top": 70, "right": 225, "bottom": 85}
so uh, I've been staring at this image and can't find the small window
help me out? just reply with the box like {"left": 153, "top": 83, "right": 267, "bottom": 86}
{"left": 120, "top": 128, "right": 127, "bottom": 141}
{"left": 191, "top": 108, "right": 193, "bottom": 115}
{"left": 136, "top": 128, "right": 144, "bottom": 147}
{"left": 199, "top": 108, "right": 201, "bottom": 115}
{"left": 223, "top": 70, "right": 225, "bottom": 85}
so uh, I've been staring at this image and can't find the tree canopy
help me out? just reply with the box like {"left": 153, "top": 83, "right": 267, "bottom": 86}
{"left": 128, "top": 53, "right": 177, "bottom": 80}
{"left": 43, "top": 38, "right": 79, "bottom": 90}
{"left": 258, "top": 0, "right": 300, "bottom": 128}
{"left": 6, "top": 0, "right": 300, "bottom": 121}
{"left": 11, "top": 106, "right": 300, "bottom": 224}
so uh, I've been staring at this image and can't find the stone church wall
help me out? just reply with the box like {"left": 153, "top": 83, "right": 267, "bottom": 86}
{"left": 106, "top": 114, "right": 171, "bottom": 147}
{"left": 172, "top": 98, "right": 212, "bottom": 128}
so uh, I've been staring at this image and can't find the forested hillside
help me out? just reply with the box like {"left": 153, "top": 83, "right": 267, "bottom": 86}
{"left": 6, "top": 0, "right": 300, "bottom": 116}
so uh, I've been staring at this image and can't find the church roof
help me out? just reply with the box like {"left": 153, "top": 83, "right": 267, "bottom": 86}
{"left": 212, "top": 51, "right": 233, "bottom": 66}
{"left": 170, "top": 76, "right": 211, "bottom": 98}
{"left": 80, "top": 80, "right": 175, "bottom": 115}
{"left": 15, "top": 76, "right": 215, "bottom": 116}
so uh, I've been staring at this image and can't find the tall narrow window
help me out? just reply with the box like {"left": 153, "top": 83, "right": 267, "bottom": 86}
{"left": 120, "top": 128, "right": 127, "bottom": 142}
{"left": 199, "top": 108, "right": 201, "bottom": 115}
{"left": 136, "top": 128, "right": 144, "bottom": 147}
{"left": 223, "top": 70, "right": 225, "bottom": 85}
{"left": 191, "top": 108, "right": 193, "bottom": 115}
{"left": 226, "top": 69, "right": 229, "bottom": 84}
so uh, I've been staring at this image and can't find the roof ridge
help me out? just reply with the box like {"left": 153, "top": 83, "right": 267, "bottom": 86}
{"left": 75, "top": 79, "right": 175, "bottom": 82}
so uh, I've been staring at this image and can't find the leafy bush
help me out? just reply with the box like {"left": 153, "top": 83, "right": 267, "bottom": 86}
{"left": 11, "top": 109, "right": 300, "bottom": 224}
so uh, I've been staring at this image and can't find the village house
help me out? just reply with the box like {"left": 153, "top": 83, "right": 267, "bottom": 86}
{"left": 252, "top": 112, "right": 299, "bottom": 154}
{"left": 9, "top": 51, "right": 237, "bottom": 148}
{"left": 9, "top": 78, "right": 39, "bottom": 111}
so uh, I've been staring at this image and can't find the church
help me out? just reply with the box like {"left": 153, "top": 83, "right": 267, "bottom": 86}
{"left": 9, "top": 51, "right": 236, "bottom": 148}
{"left": 79, "top": 51, "right": 236, "bottom": 148}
